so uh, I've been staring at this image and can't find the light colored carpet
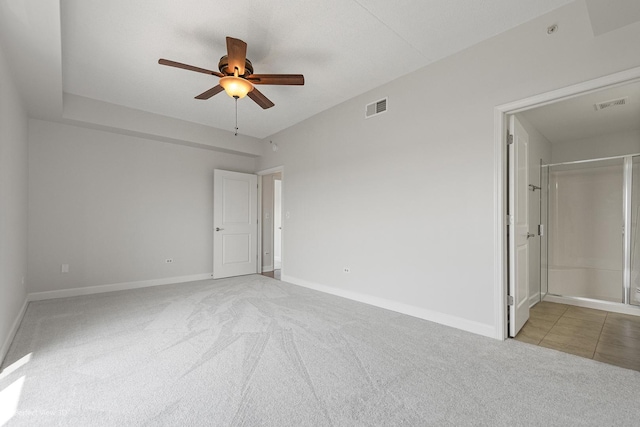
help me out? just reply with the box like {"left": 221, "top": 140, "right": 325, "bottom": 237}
{"left": 2, "top": 274, "right": 640, "bottom": 426}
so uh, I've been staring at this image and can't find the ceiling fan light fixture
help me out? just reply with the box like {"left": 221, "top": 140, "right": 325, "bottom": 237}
{"left": 159, "top": 36, "right": 302, "bottom": 109}
{"left": 219, "top": 74, "right": 254, "bottom": 99}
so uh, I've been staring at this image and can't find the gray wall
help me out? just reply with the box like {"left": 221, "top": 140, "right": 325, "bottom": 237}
{"left": 0, "top": 44, "right": 28, "bottom": 359}
{"left": 27, "top": 119, "right": 257, "bottom": 293}
{"left": 257, "top": 1, "right": 640, "bottom": 337}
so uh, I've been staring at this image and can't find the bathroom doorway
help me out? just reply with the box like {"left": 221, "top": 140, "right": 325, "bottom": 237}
{"left": 518, "top": 80, "right": 640, "bottom": 311}
{"left": 498, "top": 67, "right": 640, "bottom": 341}
{"left": 501, "top": 71, "right": 640, "bottom": 370}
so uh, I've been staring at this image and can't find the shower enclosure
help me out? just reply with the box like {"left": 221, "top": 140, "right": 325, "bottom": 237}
{"left": 542, "top": 155, "right": 640, "bottom": 308}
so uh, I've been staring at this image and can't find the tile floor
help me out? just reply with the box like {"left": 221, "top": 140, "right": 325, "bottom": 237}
{"left": 515, "top": 301, "right": 640, "bottom": 371}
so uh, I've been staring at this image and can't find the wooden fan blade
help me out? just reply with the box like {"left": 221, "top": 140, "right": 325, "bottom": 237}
{"left": 195, "top": 85, "right": 224, "bottom": 100}
{"left": 226, "top": 37, "right": 247, "bottom": 75}
{"left": 247, "top": 88, "right": 274, "bottom": 109}
{"left": 246, "top": 74, "right": 305, "bottom": 85}
{"left": 159, "top": 59, "right": 223, "bottom": 77}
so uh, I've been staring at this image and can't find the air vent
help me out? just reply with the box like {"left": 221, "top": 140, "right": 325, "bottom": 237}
{"left": 365, "top": 97, "right": 388, "bottom": 118}
{"left": 594, "top": 96, "right": 628, "bottom": 111}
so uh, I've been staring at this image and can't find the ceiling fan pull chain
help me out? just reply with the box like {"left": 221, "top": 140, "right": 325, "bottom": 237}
{"left": 234, "top": 96, "right": 239, "bottom": 136}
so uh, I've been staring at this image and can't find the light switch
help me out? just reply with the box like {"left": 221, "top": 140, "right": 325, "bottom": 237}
{"left": 61, "top": 264, "right": 69, "bottom": 273}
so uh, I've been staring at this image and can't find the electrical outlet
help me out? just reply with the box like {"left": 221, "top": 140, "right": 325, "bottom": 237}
{"left": 61, "top": 264, "right": 69, "bottom": 273}
{"left": 165, "top": 258, "right": 173, "bottom": 263}
{"left": 343, "top": 267, "right": 351, "bottom": 273}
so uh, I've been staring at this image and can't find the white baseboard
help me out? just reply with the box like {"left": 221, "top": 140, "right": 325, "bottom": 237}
{"left": 529, "top": 293, "right": 541, "bottom": 308}
{"left": 1, "top": 297, "right": 29, "bottom": 366}
{"left": 282, "top": 275, "right": 496, "bottom": 339}
{"left": 27, "top": 273, "right": 213, "bottom": 302}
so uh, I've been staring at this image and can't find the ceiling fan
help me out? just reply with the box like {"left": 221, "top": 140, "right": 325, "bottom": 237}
{"left": 158, "top": 36, "right": 304, "bottom": 110}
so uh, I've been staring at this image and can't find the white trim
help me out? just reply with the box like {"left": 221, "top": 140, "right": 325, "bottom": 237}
{"left": 529, "top": 293, "right": 540, "bottom": 308}
{"left": 257, "top": 166, "right": 284, "bottom": 176}
{"left": 544, "top": 294, "right": 640, "bottom": 317}
{"left": 283, "top": 275, "right": 496, "bottom": 338}
{"left": 1, "top": 297, "right": 29, "bottom": 365}
{"left": 494, "top": 107, "right": 508, "bottom": 340}
{"left": 257, "top": 175, "right": 263, "bottom": 273}
{"left": 27, "top": 273, "right": 213, "bottom": 302}
{"left": 262, "top": 264, "right": 274, "bottom": 272}
{"left": 497, "top": 67, "right": 640, "bottom": 114}
{"left": 494, "top": 65, "right": 640, "bottom": 340}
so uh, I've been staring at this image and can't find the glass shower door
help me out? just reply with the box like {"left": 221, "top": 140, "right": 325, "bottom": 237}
{"left": 540, "top": 163, "right": 549, "bottom": 300}
{"left": 630, "top": 156, "right": 640, "bottom": 306}
{"left": 547, "top": 158, "right": 624, "bottom": 302}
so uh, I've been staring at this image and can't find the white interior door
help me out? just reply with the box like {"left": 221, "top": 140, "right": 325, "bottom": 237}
{"left": 509, "top": 116, "right": 530, "bottom": 337}
{"left": 213, "top": 169, "right": 258, "bottom": 279}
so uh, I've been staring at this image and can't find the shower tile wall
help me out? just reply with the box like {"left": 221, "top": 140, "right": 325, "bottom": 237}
{"left": 548, "top": 163, "right": 623, "bottom": 302}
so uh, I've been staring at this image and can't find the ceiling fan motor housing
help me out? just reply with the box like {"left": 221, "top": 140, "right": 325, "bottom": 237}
{"left": 218, "top": 55, "right": 254, "bottom": 76}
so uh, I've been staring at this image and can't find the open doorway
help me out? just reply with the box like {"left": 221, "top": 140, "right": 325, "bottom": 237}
{"left": 498, "top": 67, "right": 640, "bottom": 371}
{"left": 497, "top": 66, "right": 640, "bottom": 340}
{"left": 274, "top": 178, "right": 282, "bottom": 271}
{"left": 259, "top": 169, "right": 283, "bottom": 280}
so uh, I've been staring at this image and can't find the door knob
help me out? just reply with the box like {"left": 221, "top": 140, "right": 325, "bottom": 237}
{"left": 216, "top": 227, "right": 224, "bottom": 231}
{"left": 526, "top": 232, "right": 536, "bottom": 239}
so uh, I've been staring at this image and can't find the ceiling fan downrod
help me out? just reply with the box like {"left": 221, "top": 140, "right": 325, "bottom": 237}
{"left": 234, "top": 95, "right": 239, "bottom": 136}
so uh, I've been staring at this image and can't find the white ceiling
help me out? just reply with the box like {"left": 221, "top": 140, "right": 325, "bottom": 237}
{"left": 520, "top": 80, "right": 640, "bottom": 143}
{"left": 0, "top": 0, "right": 62, "bottom": 119}
{"left": 59, "top": 0, "right": 575, "bottom": 139}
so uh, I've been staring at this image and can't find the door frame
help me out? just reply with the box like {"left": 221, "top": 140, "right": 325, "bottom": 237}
{"left": 494, "top": 66, "right": 640, "bottom": 340}
{"left": 507, "top": 115, "right": 531, "bottom": 337}
{"left": 257, "top": 166, "right": 284, "bottom": 274}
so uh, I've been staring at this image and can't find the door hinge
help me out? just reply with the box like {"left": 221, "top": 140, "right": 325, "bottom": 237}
{"left": 507, "top": 215, "right": 513, "bottom": 226}
{"left": 507, "top": 295, "right": 514, "bottom": 306}
{"left": 538, "top": 224, "right": 544, "bottom": 236}
{"left": 507, "top": 134, "right": 514, "bottom": 145}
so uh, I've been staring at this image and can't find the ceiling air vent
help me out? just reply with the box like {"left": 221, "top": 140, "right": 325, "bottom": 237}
{"left": 365, "top": 97, "right": 388, "bottom": 118}
{"left": 594, "top": 96, "right": 628, "bottom": 111}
